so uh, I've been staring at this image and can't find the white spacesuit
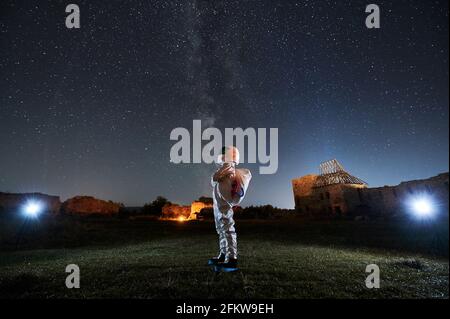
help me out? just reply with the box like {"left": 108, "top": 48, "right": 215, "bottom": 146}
{"left": 210, "top": 146, "right": 251, "bottom": 270}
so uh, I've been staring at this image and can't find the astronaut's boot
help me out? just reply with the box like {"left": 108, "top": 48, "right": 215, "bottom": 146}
{"left": 215, "top": 258, "right": 238, "bottom": 272}
{"left": 208, "top": 253, "right": 225, "bottom": 266}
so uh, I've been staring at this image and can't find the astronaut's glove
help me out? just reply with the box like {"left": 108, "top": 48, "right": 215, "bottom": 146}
{"left": 213, "top": 163, "right": 235, "bottom": 182}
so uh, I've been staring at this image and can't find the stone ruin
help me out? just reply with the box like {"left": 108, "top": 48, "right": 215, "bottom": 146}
{"left": 190, "top": 201, "right": 213, "bottom": 219}
{"left": 292, "top": 159, "right": 449, "bottom": 217}
{"left": 0, "top": 190, "right": 213, "bottom": 219}
{"left": 161, "top": 200, "right": 213, "bottom": 220}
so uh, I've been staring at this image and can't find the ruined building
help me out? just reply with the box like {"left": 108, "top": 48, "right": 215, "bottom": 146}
{"left": 161, "top": 200, "right": 213, "bottom": 220}
{"left": 190, "top": 200, "right": 213, "bottom": 219}
{"left": 292, "top": 159, "right": 449, "bottom": 217}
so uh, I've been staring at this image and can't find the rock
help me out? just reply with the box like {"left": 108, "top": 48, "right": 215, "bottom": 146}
{"left": 61, "top": 196, "right": 121, "bottom": 215}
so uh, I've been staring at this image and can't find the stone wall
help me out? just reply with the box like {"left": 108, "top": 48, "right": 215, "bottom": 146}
{"left": 190, "top": 201, "right": 213, "bottom": 220}
{"left": 292, "top": 172, "right": 449, "bottom": 217}
{"left": 292, "top": 174, "right": 318, "bottom": 199}
{"left": 344, "top": 173, "right": 449, "bottom": 216}
{"left": 292, "top": 179, "right": 365, "bottom": 215}
{"left": 0, "top": 192, "right": 61, "bottom": 214}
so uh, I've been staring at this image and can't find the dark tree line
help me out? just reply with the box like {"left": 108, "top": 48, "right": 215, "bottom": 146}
{"left": 197, "top": 205, "right": 294, "bottom": 220}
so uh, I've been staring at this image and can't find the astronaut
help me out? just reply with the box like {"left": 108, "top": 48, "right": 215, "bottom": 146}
{"left": 208, "top": 146, "right": 252, "bottom": 272}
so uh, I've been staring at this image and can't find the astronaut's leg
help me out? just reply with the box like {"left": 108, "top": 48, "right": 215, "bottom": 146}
{"left": 214, "top": 206, "right": 227, "bottom": 258}
{"left": 217, "top": 204, "right": 237, "bottom": 261}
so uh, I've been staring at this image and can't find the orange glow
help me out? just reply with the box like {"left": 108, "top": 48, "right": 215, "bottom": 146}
{"left": 177, "top": 216, "right": 186, "bottom": 222}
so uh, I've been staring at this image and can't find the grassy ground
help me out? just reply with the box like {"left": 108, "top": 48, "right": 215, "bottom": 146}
{"left": 0, "top": 215, "right": 448, "bottom": 298}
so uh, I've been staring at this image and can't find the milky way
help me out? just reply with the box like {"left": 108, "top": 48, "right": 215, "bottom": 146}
{"left": 0, "top": 0, "right": 448, "bottom": 207}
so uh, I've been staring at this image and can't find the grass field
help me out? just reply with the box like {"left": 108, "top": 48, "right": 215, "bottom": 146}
{"left": 0, "top": 214, "right": 448, "bottom": 299}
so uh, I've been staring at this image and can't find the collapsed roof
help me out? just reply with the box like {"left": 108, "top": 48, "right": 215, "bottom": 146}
{"left": 314, "top": 159, "right": 367, "bottom": 187}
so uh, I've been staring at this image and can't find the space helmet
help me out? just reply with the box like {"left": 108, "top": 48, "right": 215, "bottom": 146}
{"left": 217, "top": 146, "right": 240, "bottom": 165}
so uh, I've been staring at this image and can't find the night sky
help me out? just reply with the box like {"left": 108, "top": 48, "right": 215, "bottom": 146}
{"left": 0, "top": 0, "right": 448, "bottom": 208}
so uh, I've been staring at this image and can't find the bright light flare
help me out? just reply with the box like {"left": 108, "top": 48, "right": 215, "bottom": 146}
{"left": 23, "top": 201, "right": 42, "bottom": 217}
{"left": 412, "top": 199, "right": 433, "bottom": 216}
{"left": 407, "top": 194, "right": 436, "bottom": 219}
{"left": 177, "top": 216, "right": 186, "bottom": 222}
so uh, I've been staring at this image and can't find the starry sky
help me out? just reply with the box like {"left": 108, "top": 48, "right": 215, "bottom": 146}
{"left": 0, "top": 0, "right": 448, "bottom": 208}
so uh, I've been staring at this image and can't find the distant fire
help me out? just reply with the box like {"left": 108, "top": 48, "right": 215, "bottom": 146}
{"left": 161, "top": 201, "right": 213, "bottom": 221}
